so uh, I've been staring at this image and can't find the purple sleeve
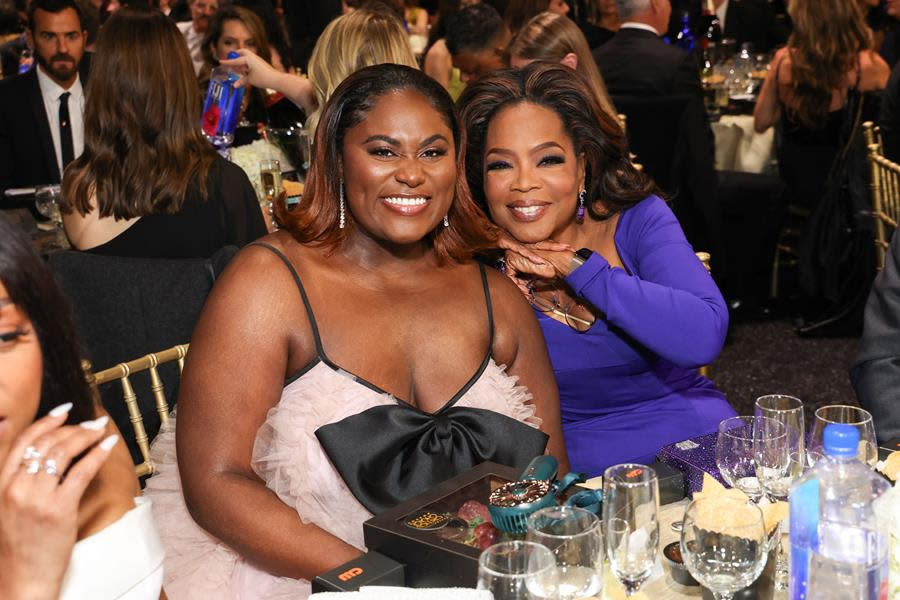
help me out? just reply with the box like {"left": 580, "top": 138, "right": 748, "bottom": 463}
{"left": 564, "top": 199, "right": 728, "bottom": 367}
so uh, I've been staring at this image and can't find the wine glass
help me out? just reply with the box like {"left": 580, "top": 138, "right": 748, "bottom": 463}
{"left": 680, "top": 496, "right": 767, "bottom": 600}
{"left": 602, "top": 463, "right": 659, "bottom": 596}
{"left": 754, "top": 394, "right": 805, "bottom": 490}
{"left": 525, "top": 506, "right": 603, "bottom": 600}
{"left": 808, "top": 405, "right": 878, "bottom": 468}
{"left": 477, "top": 541, "right": 557, "bottom": 600}
{"left": 34, "top": 184, "right": 66, "bottom": 248}
{"left": 716, "top": 416, "right": 789, "bottom": 503}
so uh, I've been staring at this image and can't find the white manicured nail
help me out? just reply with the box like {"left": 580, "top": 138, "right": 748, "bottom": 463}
{"left": 79, "top": 416, "right": 109, "bottom": 431}
{"left": 49, "top": 403, "right": 73, "bottom": 417}
{"left": 99, "top": 434, "right": 119, "bottom": 451}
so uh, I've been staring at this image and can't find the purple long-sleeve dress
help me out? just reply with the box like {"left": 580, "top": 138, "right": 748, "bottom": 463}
{"left": 542, "top": 195, "right": 736, "bottom": 476}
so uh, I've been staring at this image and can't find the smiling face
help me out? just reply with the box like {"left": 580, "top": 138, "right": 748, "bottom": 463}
{"left": 482, "top": 101, "right": 584, "bottom": 243}
{"left": 340, "top": 89, "right": 457, "bottom": 247}
{"left": 28, "top": 7, "right": 86, "bottom": 88}
{"left": 0, "top": 282, "right": 42, "bottom": 464}
{"left": 213, "top": 19, "right": 258, "bottom": 61}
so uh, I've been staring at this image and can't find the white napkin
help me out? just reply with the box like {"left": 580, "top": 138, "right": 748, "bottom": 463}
{"left": 311, "top": 587, "right": 492, "bottom": 599}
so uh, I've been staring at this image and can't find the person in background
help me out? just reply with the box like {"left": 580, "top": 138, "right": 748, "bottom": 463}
{"left": 176, "top": 0, "right": 217, "bottom": 75}
{"left": 509, "top": 11, "right": 618, "bottom": 123}
{"left": 459, "top": 62, "right": 734, "bottom": 475}
{"left": 423, "top": 0, "right": 479, "bottom": 99}
{"left": 61, "top": 9, "right": 265, "bottom": 257}
{"left": 879, "top": 60, "right": 900, "bottom": 161}
{"left": 0, "top": 217, "right": 163, "bottom": 600}
{"left": 405, "top": 0, "right": 429, "bottom": 35}
{"left": 504, "top": 0, "right": 568, "bottom": 36}
{"left": 233, "top": 0, "right": 292, "bottom": 72}
{"left": 0, "top": 0, "right": 88, "bottom": 198}
{"left": 144, "top": 63, "right": 568, "bottom": 599}
{"left": 199, "top": 5, "right": 304, "bottom": 145}
{"left": 446, "top": 2, "right": 510, "bottom": 82}
{"left": 574, "top": 0, "right": 619, "bottom": 49}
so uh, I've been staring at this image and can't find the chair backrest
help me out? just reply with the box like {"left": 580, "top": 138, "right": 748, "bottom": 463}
{"left": 87, "top": 344, "right": 189, "bottom": 477}
{"left": 49, "top": 246, "right": 237, "bottom": 464}
{"left": 695, "top": 251, "right": 712, "bottom": 379}
{"left": 864, "top": 121, "right": 900, "bottom": 270}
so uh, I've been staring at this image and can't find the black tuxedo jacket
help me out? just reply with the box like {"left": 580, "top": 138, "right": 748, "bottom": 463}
{"left": 592, "top": 28, "right": 705, "bottom": 99}
{"left": 0, "top": 54, "right": 91, "bottom": 195}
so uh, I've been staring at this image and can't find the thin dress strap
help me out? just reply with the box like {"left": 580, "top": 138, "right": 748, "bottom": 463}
{"left": 249, "top": 242, "right": 326, "bottom": 358}
{"left": 478, "top": 262, "right": 495, "bottom": 348}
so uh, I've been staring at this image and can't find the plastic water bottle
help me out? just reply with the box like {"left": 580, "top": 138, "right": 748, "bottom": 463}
{"left": 200, "top": 51, "right": 245, "bottom": 153}
{"left": 675, "top": 11, "right": 694, "bottom": 53}
{"left": 788, "top": 424, "right": 891, "bottom": 600}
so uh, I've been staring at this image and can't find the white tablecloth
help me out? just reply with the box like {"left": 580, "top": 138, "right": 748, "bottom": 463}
{"left": 713, "top": 114, "right": 775, "bottom": 174}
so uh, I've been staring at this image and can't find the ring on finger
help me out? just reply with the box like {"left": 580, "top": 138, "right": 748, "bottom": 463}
{"left": 43, "top": 458, "right": 59, "bottom": 477}
{"left": 23, "top": 446, "right": 41, "bottom": 461}
{"left": 24, "top": 459, "right": 42, "bottom": 475}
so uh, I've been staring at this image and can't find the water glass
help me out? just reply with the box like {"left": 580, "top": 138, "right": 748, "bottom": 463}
{"left": 603, "top": 464, "right": 659, "bottom": 596}
{"left": 680, "top": 496, "right": 767, "bottom": 600}
{"left": 477, "top": 541, "right": 557, "bottom": 600}
{"left": 716, "top": 416, "right": 789, "bottom": 502}
{"left": 754, "top": 394, "right": 805, "bottom": 495}
{"left": 808, "top": 405, "right": 878, "bottom": 468}
{"left": 525, "top": 506, "right": 603, "bottom": 600}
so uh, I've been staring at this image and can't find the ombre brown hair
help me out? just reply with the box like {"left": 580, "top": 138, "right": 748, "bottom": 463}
{"left": 458, "top": 62, "right": 653, "bottom": 221}
{"left": 785, "top": 0, "right": 872, "bottom": 129}
{"left": 200, "top": 5, "right": 271, "bottom": 79}
{"left": 63, "top": 8, "right": 216, "bottom": 219}
{"left": 280, "top": 63, "right": 497, "bottom": 263}
{"left": 510, "top": 12, "right": 617, "bottom": 121}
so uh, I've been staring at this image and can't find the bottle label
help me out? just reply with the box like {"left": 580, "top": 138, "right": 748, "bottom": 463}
{"left": 201, "top": 75, "right": 244, "bottom": 145}
{"left": 790, "top": 477, "right": 820, "bottom": 600}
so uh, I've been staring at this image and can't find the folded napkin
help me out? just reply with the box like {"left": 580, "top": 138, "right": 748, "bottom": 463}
{"left": 311, "top": 587, "right": 492, "bottom": 600}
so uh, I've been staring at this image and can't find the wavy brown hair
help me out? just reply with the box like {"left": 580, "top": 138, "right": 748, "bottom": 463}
{"left": 458, "top": 62, "right": 654, "bottom": 222}
{"left": 785, "top": 0, "right": 872, "bottom": 129}
{"left": 200, "top": 5, "right": 271, "bottom": 81}
{"left": 279, "top": 63, "right": 497, "bottom": 263}
{"left": 504, "top": 0, "right": 548, "bottom": 35}
{"left": 63, "top": 8, "right": 216, "bottom": 219}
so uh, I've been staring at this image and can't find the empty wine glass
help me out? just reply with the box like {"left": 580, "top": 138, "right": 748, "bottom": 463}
{"left": 680, "top": 496, "right": 767, "bottom": 600}
{"left": 808, "top": 405, "right": 878, "bottom": 468}
{"left": 477, "top": 541, "right": 557, "bottom": 600}
{"left": 34, "top": 184, "right": 66, "bottom": 248}
{"left": 525, "top": 506, "right": 603, "bottom": 600}
{"left": 603, "top": 464, "right": 659, "bottom": 596}
{"left": 754, "top": 394, "right": 805, "bottom": 490}
{"left": 716, "top": 416, "right": 789, "bottom": 503}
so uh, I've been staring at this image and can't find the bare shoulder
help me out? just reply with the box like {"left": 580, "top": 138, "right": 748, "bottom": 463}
{"left": 483, "top": 265, "right": 541, "bottom": 365}
{"left": 860, "top": 50, "right": 890, "bottom": 91}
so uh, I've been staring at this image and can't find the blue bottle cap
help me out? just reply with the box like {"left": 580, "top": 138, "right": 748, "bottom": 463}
{"left": 226, "top": 51, "right": 241, "bottom": 60}
{"left": 823, "top": 424, "right": 860, "bottom": 458}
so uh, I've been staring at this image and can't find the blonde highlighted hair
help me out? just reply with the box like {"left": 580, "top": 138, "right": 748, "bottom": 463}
{"left": 306, "top": 9, "right": 418, "bottom": 135}
{"left": 510, "top": 12, "right": 617, "bottom": 121}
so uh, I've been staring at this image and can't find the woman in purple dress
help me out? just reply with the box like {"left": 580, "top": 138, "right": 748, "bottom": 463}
{"left": 458, "top": 62, "right": 736, "bottom": 475}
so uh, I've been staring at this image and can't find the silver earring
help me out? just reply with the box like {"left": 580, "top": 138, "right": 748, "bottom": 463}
{"left": 339, "top": 180, "right": 346, "bottom": 229}
{"left": 443, "top": 215, "right": 449, "bottom": 227}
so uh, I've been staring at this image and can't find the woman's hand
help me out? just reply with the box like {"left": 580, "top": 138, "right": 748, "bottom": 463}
{"left": 497, "top": 234, "right": 577, "bottom": 291}
{"left": 0, "top": 404, "right": 119, "bottom": 600}
{"left": 220, "top": 49, "right": 317, "bottom": 115}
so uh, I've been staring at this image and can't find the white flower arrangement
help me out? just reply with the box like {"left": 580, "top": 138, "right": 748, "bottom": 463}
{"left": 229, "top": 138, "right": 295, "bottom": 200}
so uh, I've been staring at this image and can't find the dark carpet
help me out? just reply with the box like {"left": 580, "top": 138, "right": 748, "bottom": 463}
{"left": 712, "top": 319, "right": 861, "bottom": 417}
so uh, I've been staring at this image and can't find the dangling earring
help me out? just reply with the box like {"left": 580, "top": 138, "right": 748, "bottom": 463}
{"left": 443, "top": 215, "right": 449, "bottom": 227}
{"left": 576, "top": 188, "right": 586, "bottom": 224}
{"left": 339, "top": 180, "right": 346, "bottom": 229}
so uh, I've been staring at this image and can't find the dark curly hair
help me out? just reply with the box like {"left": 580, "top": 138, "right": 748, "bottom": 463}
{"left": 458, "top": 61, "right": 654, "bottom": 222}
{"left": 0, "top": 218, "right": 95, "bottom": 426}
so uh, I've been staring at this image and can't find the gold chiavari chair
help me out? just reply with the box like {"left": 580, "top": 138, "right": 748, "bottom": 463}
{"left": 864, "top": 121, "right": 900, "bottom": 270}
{"left": 695, "top": 251, "right": 712, "bottom": 379}
{"left": 88, "top": 344, "right": 189, "bottom": 478}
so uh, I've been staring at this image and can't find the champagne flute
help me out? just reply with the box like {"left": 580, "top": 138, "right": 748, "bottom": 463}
{"left": 716, "top": 416, "right": 789, "bottom": 503}
{"left": 525, "top": 506, "right": 603, "bottom": 600}
{"left": 808, "top": 405, "right": 878, "bottom": 468}
{"left": 680, "top": 496, "right": 767, "bottom": 600}
{"left": 477, "top": 541, "right": 557, "bottom": 600}
{"left": 603, "top": 463, "right": 659, "bottom": 596}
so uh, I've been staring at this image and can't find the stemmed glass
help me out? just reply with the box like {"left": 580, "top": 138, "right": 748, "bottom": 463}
{"left": 808, "top": 405, "right": 878, "bottom": 468}
{"left": 602, "top": 464, "right": 659, "bottom": 596}
{"left": 525, "top": 506, "right": 603, "bottom": 600}
{"left": 477, "top": 541, "right": 557, "bottom": 600}
{"left": 716, "top": 416, "right": 789, "bottom": 503}
{"left": 680, "top": 496, "right": 767, "bottom": 600}
{"left": 34, "top": 184, "right": 67, "bottom": 249}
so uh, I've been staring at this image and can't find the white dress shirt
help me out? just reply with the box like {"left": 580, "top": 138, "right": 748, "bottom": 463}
{"left": 177, "top": 20, "right": 205, "bottom": 76}
{"left": 620, "top": 22, "right": 662, "bottom": 37}
{"left": 716, "top": 0, "right": 729, "bottom": 32}
{"left": 36, "top": 65, "right": 85, "bottom": 178}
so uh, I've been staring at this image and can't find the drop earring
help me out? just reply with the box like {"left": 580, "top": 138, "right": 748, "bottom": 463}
{"left": 576, "top": 188, "right": 586, "bottom": 224}
{"left": 443, "top": 215, "right": 449, "bottom": 227}
{"left": 339, "top": 180, "right": 346, "bottom": 229}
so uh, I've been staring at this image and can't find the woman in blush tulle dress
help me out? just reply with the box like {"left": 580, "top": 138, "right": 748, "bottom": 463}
{"left": 144, "top": 63, "right": 569, "bottom": 599}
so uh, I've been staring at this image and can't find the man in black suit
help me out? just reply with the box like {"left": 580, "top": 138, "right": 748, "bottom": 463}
{"left": 668, "top": 0, "right": 788, "bottom": 54}
{"left": 593, "top": 0, "right": 704, "bottom": 99}
{"left": 0, "top": 0, "right": 87, "bottom": 198}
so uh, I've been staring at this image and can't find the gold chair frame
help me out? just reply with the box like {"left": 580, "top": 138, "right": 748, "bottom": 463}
{"left": 88, "top": 344, "right": 189, "bottom": 477}
{"left": 695, "top": 251, "right": 712, "bottom": 379}
{"left": 864, "top": 121, "right": 900, "bottom": 271}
